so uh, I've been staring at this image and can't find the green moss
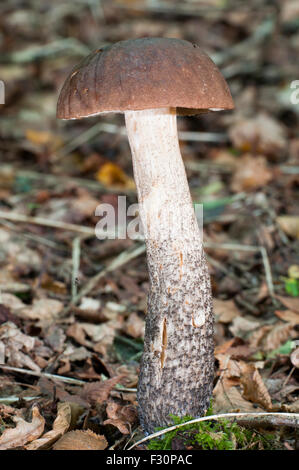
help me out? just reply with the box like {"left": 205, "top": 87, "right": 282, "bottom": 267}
{"left": 147, "top": 407, "right": 280, "bottom": 450}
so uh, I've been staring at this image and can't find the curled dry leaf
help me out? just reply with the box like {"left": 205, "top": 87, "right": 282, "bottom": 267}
{"left": 104, "top": 400, "right": 137, "bottom": 434}
{"left": 240, "top": 363, "right": 272, "bottom": 410}
{"left": 25, "top": 402, "right": 83, "bottom": 450}
{"left": 0, "top": 321, "right": 40, "bottom": 371}
{"left": 53, "top": 430, "right": 107, "bottom": 450}
{"left": 0, "top": 406, "right": 45, "bottom": 450}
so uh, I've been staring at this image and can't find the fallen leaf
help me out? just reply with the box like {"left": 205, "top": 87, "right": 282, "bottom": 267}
{"left": 240, "top": 363, "right": 272, "bottom": 410}
{"left": 81, "top": 375, "right": 124, "bottom": 404}
{"left": 104, "top": 400, "right": 137, "bottom": 434}
{"left": 276, "top": 216, "right": 299, "bottom": 239}
{"left": 53, "top": 430, "right": 107, "bottom": 450}
{"left": 231, "top": 154, "right": 273, "bottom": 192}
{"left": 20, "top": 298, "right": 64, "bottom": 322}
{"left": 0, "top": 321, "right": 40, "bottom": 371}
{"left": 213, "top": 298, "right": 241, "bottom": 323}
{"left": 0, "top": 406, "right": 45, "bottom": 450}
{"left": 25, "top": 402, "right": 80, "bottom": 450}
{"left": 276, "top": 296, "right": 299, "bottom": 313}
{"left": 263, "top": 323, "right": 296, "bottom": 351}
{"left": 229, "top": 113, "right": 287, "bottom": 157}
{"left": 229, "top": 316, "right": 260, "bottom": 338}
{"left": 213, "top": 384, "right": 263, "bottom": 414}
{"left": 96, "top": 162, "right": 135, "bottom": 189}
{"left": 124, "top": 312, "right": 145, "bottom": 338}
{"left": 26, "top": 129, "right": 62, "bottom": 150}
{"left": 275, "top": 309, "right": 299, "bottom": 325}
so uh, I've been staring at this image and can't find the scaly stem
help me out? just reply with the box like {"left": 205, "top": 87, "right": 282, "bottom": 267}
{"left": 125, "top": 108, "right": 214, "bottom": 434}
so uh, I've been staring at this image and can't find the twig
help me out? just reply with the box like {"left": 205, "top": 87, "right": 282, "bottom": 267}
{"left": 0, "top": 38, "right": 89, "bottom": 64}
{"left": 55, "top": 122, "right": 228, "bottom": 160}
{"left": 0, "top": 396, "right": 40, "bottom": 404}
{"left": 0, "top": 210, "right": 95, "bottom": 236}
{"left": 0, "top": 210, "right": 114, "bottom": 239}
{"left": 12, "top": 168, "right": 135, "bottom": 195}
{"left": 72, "top": 237, "right": 81, "bottom": 301}
{"left": 0, "top": 365, "right": 136, "bottom": 393}
{"left": 0, "top": 365, "right": 85, "bottom": 385}
{"left": 128, "top": 412, "right": 299, "bottom": 450}
{"left": 204, "top": 241, "right": 275, "bottom": 299}
{"left": 61, "top": 243, "right": 146, "bottom": 316}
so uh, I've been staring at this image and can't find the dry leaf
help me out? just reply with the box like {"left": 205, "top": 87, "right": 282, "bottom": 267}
{"left": 229, "top": 113, "right": 286, "bottom": 157}
{"left": 26, "top": 129, "right": 62, "bottom": 150}
{"left": 276, "top": 296, "right": 299, "bottom": 313}
{"left": 263, "top": 323, "right": 296, "bottom": 351}
{"left": 25, "top": 402, "right": 83, "bottom": 450}
{"left": 240, "top": 363, "right": 272, "bottom": 410}
{"left": 213, "top": 298, "right": 240, "bottom": 323}
{"left": 229, "top": 316, "right": 260, "bottom": 338}
{"left": 81, "top": 375, "right": 124, "bottom": 404}
{"left": 276, "top": 216, "right": 299, "bottom": 239}
{"left": 275, "top": 309, "right": 299, "bottom": 325}
{"left": 53, "top": 430, "right": 107, "bottom": 450}
{"left": 20, "top": 299, "right": 64, "bottom": 321}
{"left": 213, "top": 382, "right": 263, "bottom": 414}
{"left": 96, "top": 162, "right": 135, "bottom": 189}
{"left": 104, "top": 400, "right": 137, "bottom": 434}
{"left": 231, "top": 154, "right": 273, "bottom": 192}
{"left": 0, "top": 321, "right": 40, "bottom": 371}
{"left": 124, "top": 312, "right": 145, "bottom": 338}
{"left": 0, "top": 406, "right": 45, "bottom": 450}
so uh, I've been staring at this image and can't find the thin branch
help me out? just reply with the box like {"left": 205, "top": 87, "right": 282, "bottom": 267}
{"left": 128, "top": 412, "right": 299, "bottom": 450}
{"left": 61, "top": 243, "right": 146, "bottom": 315}
{"left": 205, "top": 241, "right": 275, "bottom": 299}
{"left": 0, "top": 365, "right": 136, "bottom": 393}
{"left": 72, "top": 237, "right": 81, "bottom": 301}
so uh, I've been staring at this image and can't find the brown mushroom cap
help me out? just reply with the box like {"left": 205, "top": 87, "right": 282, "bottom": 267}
{"left": 57, "top": 37, "right": 234, "bottom": 119}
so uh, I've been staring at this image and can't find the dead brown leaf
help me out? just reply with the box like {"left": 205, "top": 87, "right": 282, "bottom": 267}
{"left": 214, "top": 298, "right": 241, "bottom": 323}
{"left": 276, "top": 296, "right": 299, "bottom": 313}
{"left": 53, "top": 430, "right": 107, "bottom": 450}
{"left": 276, "top": 216, "right": 299, "bottom": 239}
{"left": 104, "top": 400, "right": 137, "bottom": 434}
{"left": 229, "top": 113, "right": 287, "bottom": 157}
{"left": 240, "top": 363, "right": 272, "bottom": 410}
{"left": 231, "top": 154, "right": 273, "bottom": 192}
{"left": 0, "top": 321, "right": 40, "bottom": 371}
{"left": 25, "top": 402, "right": 81, "bottom": 450}
{"left": 123, "top": 312, "right": 145, "bottom": 338}
{"left": 0, "top": 406, "right": 45, "bottom": 450}
{"left": 275, "top": 309, "right": 299, "bottom": 325}
{"left": 80, "top": 375, "right": 124, "bottom": 404}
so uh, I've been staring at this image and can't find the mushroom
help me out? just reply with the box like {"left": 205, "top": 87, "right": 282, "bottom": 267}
{"left": 57, "top": 37, "right": 234, "bottom": 434}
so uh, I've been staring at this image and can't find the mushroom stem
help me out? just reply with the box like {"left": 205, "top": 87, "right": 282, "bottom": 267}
{"left": 125, "top": 108, "right": 214, "bottom": 434}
